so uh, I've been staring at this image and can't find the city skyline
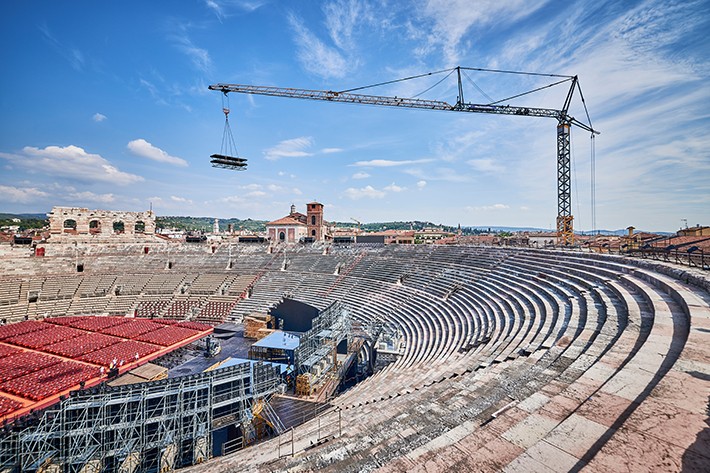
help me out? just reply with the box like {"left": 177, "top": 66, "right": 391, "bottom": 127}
{"left": 1, "top": 0, "right": 708, "bottom": 232}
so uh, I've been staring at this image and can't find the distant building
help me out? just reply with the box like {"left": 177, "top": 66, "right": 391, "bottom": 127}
{"left": 526, "top": 232, "right": 558, "bottom": 248}
{"left": 415, "top": 228, "right": 455, "bottom": 244}
{"left": 678, "top": 225, "right": 710, "bottom": 237}
{"left": 266, "top": 202, "right": 329, "bottom": 243}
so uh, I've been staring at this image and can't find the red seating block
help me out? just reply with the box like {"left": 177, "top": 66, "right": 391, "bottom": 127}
{"left": 44, "top": 333, "right": 122, "bottom": 358}
{"left": 0, "top": 320, "right": 47, "bottom": 341}
{"left": 79, "top": 340, "right": 159, "bottom": 367}
{"left": 177, "top": 321, "right": 212, "bottom": 331}
{"left": 44, "top": 316, "right": 86, "bottom": 327}
{"left": 6, "top": 325, "right": 86, "bottom": 349}
{"left": 0, "top": 361, "right": 100, "bottom": 401}
{"left": 0, "top": 343, "right": 22, "bottom": 358}
{"left": 100, "top": 319, "right": 165, "bottom": 339}
{"left": 134, "top": 326, "right": 199, "bottom": 346}
{"left": 0, "top": 352, "right": 61, "bottom": 382}
{"left": 0, "top": 394, "right": 23, "bottom": 417}
{"left": 70, "top": 316, "right": 130, "bottom": 331}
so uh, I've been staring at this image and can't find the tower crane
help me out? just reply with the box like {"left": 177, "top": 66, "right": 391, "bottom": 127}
{"left": 209, "top": 66, "right": 599, "bottom": 245}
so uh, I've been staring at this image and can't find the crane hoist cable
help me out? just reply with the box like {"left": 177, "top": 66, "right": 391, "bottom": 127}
{"left": 210, "top": 92, "right": 247, "bottom": 171}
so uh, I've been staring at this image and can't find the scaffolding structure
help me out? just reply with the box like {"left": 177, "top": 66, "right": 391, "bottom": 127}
{"left": 294, "top": 301, "right": 351, "bottom": 391}
{"left": 0, "top": 362, "right": 283, "bottom": 473}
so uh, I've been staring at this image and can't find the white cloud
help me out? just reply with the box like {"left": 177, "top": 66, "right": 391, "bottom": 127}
{"left": 343, "top": 185, "right": 386, "bottom": 200}
{"left": 0, "top": 185, "right": 49, "bottom": 203}
{"left": 405, "top": 167, "right": 471, "bottom": 182}
{"left": 170, "top": 30, "right": 212, "bottom": 73}
{"left": 415, "top": 0, "right": 548, "bottom": 64}
{"left": 288, "top": 13, "right": 348, "bottom": 79}
{"left": 127, "top": 139, "right": 188, "bottom": 167}
{"left": 263, "top": 137, "right": 314, "bottom": 160}
{"left": 204, "top": 0, "right": 265, "bottom": 19}
{"left": 322, "top": 147, "right": 344, "bottom": 154}
{"left": 384, "top": 182, "right": 406, "bottom": 192}
{"left": 352, "top": 172, "right": 370, "bottom": 179}
{"left": 92, "top": 113, "right": 107, "bottom": 123}
{"left": 417, "top": 180, "right": 427, "bottom": 189}
{"left": 352, "top": 158, "right": 434, "bottom": 167}
{"left": 467, "top": 203, "right": 510, "bottom": 212}
{"left": 38, "top": 23, "right": 85, "bottom": 71}
{"left": 205, "top": 0, "right": 225, "bottom": 19}
{"left": 467, "top": 158, "right": 504, "bottom": 174}
{"left": 292, "top": 187, "right": 303, "bottom": 195}
{"left": 171, "top": 195, "right": 193, "bottom": 204}
{"left": 68, "top": 191, "right": 115, "bottom": 203}
{"left": 323, "top": 0, "right": 374, "bottom": 50}
{"left": 148, "top": 196, "right": 164, "bottom": 205}
{"left": 0, "top": 145, "right": 143, "bottom": 185}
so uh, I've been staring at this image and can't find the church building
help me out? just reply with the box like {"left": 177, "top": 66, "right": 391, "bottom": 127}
{"left": 266, "top": 202, "right": 328, "bottom": 243}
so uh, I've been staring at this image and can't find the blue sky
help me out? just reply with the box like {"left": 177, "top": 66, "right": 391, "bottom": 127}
{"left": 1, "top": 0, "right": 708, "bottom": 232}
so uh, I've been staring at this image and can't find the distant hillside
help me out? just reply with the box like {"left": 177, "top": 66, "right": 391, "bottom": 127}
{"left": 156, "top": 216, "right": 268, "bottom": 233}
{"left": 1, "top": 211, "right": 677, "bottom": 236}
{"left": 0, "top": 213, "right": 48, "bottom": 230}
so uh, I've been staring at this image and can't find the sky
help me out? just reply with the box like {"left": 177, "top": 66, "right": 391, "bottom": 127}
{"left": 1, "top": 0, "right": 708, "bottom": 232}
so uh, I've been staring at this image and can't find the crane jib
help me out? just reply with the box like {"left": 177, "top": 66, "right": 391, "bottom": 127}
{"left": 209, "top": 84, "right": 570, "bottom": 122}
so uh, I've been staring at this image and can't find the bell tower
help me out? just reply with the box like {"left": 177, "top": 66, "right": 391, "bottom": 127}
{"left": 306, "top": 202, "right": 324, "bottom": 241}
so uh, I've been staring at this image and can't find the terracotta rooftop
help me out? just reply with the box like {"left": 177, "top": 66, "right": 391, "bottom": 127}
{"left": 266, "top": 215, "right": 306, "bottom": 226}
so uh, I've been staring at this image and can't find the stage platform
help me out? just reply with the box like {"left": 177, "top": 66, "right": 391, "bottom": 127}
{"left": 0, "top": 316, "right": 212, "bottom": 422}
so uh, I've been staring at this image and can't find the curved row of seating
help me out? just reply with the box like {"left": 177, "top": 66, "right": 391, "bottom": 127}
{"left": 0, "top": 244, "right": 706, "bottom": 470}
{"left": 0, "top": 394, "right": 23, "bottom": 417}
{"left": 191, "top": 245, "right": 708, "bottom": 472}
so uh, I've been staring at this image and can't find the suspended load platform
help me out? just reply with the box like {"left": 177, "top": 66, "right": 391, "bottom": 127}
{"left": 211, "top": 95, "right": 247, "bottom": 171}
{"left": 210, "top": 153, "right": 247, "bottom": 170}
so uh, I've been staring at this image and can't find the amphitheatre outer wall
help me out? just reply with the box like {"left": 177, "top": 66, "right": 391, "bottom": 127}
{"left": 47, "top": 206, "right": 156, "bottom": 240}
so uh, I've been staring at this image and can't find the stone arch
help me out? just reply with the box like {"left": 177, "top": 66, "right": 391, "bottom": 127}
{"left": 113, "top": 221, "right": 125, "bottom": 234}
{"left": 63, "top": 219, "right": 77, "bottom": 229}
{"left": 89, "top": 219, "right": 101, "bottom": 234}
{"left": 279, "top": 231, "right": 286, "bottom": 241}
{"left": 135, "top": 221, "right": 146, "bottom": 233}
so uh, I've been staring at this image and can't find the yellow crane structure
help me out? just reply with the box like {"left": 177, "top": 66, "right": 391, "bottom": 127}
{"left": 210, "top": 66, "right": 598, "bottom": 245}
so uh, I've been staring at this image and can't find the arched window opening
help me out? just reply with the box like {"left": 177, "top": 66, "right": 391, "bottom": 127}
{"left": 89, "top": 220, "right": 101, "bottom": 234}
{"left": 113, "top": 221, "right": 125, "bottom": 234}
{"left": 63, "top": 219, "right": 77, "bottom": 233}
{"left": 311, "top": 229, "right": 316, "bottom": 236}
{"left": 311, "top": 215, "right": 316, "bottom": 225}
{"left": 135, "top": 221, "right": 145, "bottom": 233}
{"left": 279, "top": 231, "right": 285, "bottom": 241}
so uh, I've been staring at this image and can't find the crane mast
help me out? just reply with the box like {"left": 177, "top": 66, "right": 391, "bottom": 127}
{"left": 209, "top": 67, "right": 598, "bottom": 245}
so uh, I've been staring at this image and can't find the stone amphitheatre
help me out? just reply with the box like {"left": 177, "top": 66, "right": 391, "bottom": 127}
{"left": 0, "top": 237, "right": 708, "bottom": 472}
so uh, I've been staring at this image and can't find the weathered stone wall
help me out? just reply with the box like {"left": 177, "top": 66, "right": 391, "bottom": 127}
{"left": 47, "top": 206, "right": 156, "bottom": 239}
